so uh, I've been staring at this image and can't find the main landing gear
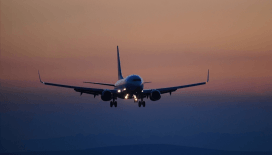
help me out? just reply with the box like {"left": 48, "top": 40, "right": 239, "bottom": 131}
{"left": 110, "top": 101, "right": 117, "bottom": 107}
{"left": 138, "top": 101, "right": 145, "bottom": 107}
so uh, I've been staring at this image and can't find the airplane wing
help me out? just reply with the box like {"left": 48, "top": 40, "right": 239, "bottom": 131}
{"left": 142, "top": 70, "right": 209, "bottom": 95}
{"left": 38, "top": 71, "right": 107, "bottom": 96}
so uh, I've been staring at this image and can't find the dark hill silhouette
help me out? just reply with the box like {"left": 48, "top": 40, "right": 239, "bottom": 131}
{"left": 1, "top": 144, "right": 272, "bottom": 155}
{"left": 18, "top": 132, "right": 272, "bottom": 152}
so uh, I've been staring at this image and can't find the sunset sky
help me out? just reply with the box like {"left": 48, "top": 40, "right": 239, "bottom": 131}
{"left": 1, "top": 0, "right": 272, "bottom": 153}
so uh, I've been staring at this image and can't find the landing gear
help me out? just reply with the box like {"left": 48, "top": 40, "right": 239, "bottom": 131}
{"left": 110, "top": 101, "right": 117, "bottom": 107}
{"left": 138, "top": 97, "right": 146, "bottom": 107}
{"left": 138, "top": 101, "right": 146, "bottom": 107}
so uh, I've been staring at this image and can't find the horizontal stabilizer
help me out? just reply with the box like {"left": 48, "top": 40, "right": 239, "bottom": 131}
{"left": 143, "top": 82, "right": 151, "bottom": 84}
{"left": 83, "top": 82, "right": 115, "bottom": 87}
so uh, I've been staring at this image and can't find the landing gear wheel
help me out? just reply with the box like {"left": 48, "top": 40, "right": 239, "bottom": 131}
{"left": 143, "top": 101, "right": 145, "bottom": 107}
{"left": 114, "top": 101, "right": 117, "bottom": 107}
{"left": 110, "top": 101, "right": 113, "bottom": 107}
{"left": 138, "top": 101, "right": 141, "bottom": 107}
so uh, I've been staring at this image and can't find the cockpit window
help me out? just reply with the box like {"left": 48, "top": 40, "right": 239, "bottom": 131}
{"left": 133, "top": 79, "right": 141, "bottom": 81}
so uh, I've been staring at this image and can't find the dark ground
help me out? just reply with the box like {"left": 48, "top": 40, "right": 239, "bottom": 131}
{"left": 1, "top": 144, "right": 272, "bottom": 155}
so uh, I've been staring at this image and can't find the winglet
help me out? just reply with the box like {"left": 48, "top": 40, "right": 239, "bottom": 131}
{"left": 38, "top": 70, "right": 44, "bottom": 84}
{"left": 207, "top": 69, "right": 209, "bottom": 83}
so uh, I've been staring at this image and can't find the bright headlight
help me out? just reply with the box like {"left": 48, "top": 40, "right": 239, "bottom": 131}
{"left": 125, "top": 94, "right": 129, "bottom": 99}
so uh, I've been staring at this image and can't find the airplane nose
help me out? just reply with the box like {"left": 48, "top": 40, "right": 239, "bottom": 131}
{"left": 127, "top": 84, "right": 142, "bottom": 92}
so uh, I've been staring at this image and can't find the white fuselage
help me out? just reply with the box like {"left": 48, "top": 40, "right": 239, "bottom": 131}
{"left": 114, "top": 74, "right": 144, "bottom": 99}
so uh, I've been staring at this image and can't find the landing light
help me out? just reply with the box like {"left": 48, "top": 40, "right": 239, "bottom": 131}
{"left": 123, "top": 88, "right": 126, "bottom": 91}
{"left": 117, "top": 90, "right": 121, "bottom": 93}
{"left": 133, "top": 95, "right": 138, "bottom": 101}
{"left": 125, "top": 94, "right": 129, "bottom": 99}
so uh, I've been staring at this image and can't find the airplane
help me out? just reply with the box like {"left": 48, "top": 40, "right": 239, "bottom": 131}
{"left": 39, "top": 46, "right": 209, "bottom": 107}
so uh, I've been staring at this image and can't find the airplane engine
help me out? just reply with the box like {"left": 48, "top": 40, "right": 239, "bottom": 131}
{"left": 101, "top": 90, "right": 112, "bottom": 101}
{"left": 150, "top": 89, "right": 161, "bottom": 101}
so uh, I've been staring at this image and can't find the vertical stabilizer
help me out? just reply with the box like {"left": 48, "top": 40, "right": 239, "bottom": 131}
{"left": 117, "top": 46, "right": 123, "bottom": 80}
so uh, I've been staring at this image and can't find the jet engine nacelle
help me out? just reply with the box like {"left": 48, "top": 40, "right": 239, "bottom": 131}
{"left": 150, "top": 89, "right": 161, "bottom": 101}
{"left": 101, "top": 90, "right": 112, "bottom": 101}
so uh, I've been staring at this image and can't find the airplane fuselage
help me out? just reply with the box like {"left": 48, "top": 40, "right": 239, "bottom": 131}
{"left": 114, "top": 74, "right": 144, "bottom": 99}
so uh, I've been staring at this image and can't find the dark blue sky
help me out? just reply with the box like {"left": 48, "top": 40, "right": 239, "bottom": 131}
{"left": 1, "top": 83, "right": 272, "bottom": 153}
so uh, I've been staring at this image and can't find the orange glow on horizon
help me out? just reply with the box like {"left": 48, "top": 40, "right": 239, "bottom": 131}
{"left": 1, "top": 0, "right": 272, "bottom": 96}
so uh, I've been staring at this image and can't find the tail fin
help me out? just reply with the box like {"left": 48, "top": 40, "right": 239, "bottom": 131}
{"left": 117, "top": 46, "right": 123, "bottom": 80}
